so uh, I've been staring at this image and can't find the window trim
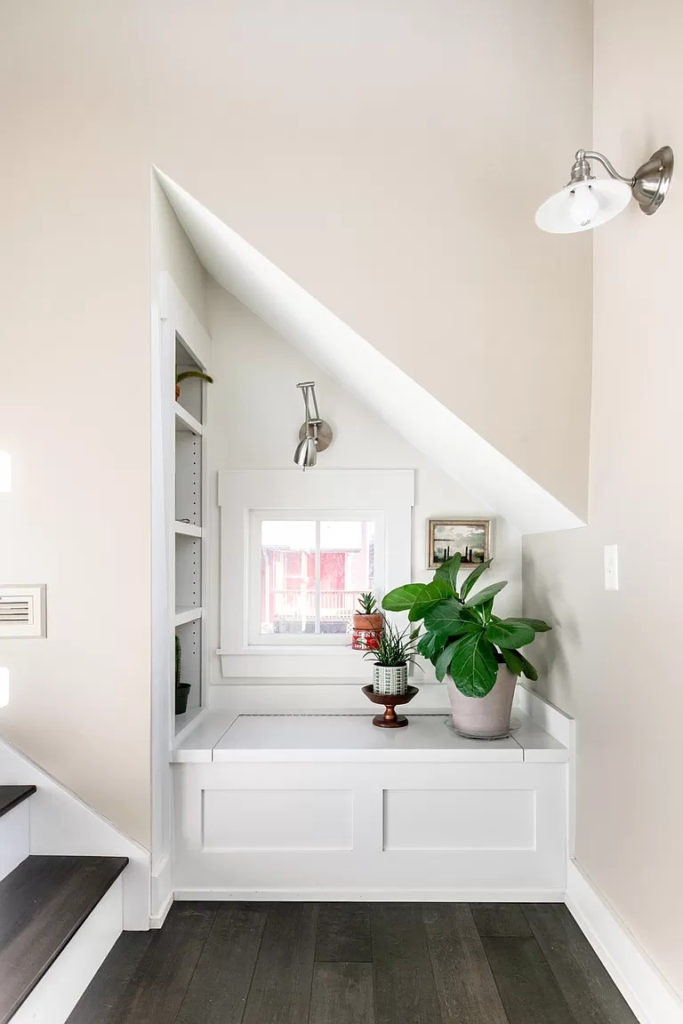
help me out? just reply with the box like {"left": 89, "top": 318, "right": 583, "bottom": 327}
{"left": 217, "top": 469, "right": 414, "bottom": 678}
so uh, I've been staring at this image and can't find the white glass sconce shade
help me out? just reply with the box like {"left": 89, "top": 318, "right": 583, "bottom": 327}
{"left": 535, "top": 179, "right": 632, "bottom": 234}
{"left": 0, "top": 452, "right": 11, "bottom": 492}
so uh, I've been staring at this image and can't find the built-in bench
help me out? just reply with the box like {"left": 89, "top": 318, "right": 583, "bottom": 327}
{"left": 171, "top": 688, "right": 572, "bottom": 904}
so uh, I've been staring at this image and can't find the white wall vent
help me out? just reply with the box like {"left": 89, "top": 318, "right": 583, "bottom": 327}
{"left": 0, "top": 585, "right": 46, "bottom": 638}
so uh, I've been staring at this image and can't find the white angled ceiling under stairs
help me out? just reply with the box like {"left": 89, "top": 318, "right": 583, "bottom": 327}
{"left": 155, "top": 168, "right": 584, "bottom": 536}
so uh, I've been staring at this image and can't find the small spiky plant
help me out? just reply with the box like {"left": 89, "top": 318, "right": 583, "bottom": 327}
{"left": 356, "top": 592, "right": 378, "bottom": 615}
{"left": 363, "top": 616, "right": 421, "bottom": 668}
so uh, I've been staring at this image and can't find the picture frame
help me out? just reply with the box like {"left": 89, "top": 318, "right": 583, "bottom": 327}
{"left": 427, "top": 518, "right": 491, "bottom": 569}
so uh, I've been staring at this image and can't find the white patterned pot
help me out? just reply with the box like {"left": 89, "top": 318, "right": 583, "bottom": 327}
{"left": 373, "top": 663, "right": 408, "bottom": 696}
{"left": 445, "top": 667, "right": 517, "bottom": 739}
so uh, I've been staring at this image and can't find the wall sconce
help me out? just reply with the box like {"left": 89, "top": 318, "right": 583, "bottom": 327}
{"left": 535, "top": 145, "right": 673, "bottom": 233}
{"left": 293, "top": 382, "right": 333, "bottom": 470}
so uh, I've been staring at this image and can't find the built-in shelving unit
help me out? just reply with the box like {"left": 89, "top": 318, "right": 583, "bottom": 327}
{"left": 172, "top": 329, "right": 210, "bottom": 732}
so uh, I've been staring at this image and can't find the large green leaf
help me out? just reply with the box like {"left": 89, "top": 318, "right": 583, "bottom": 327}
{"left": 504, "top": 617, "right": 552, "bottom": 633}
{"left": 417, "top": 630, "right": 445, "bottom": 660}
{"left": 459, "top": 559, "right": 492, "bottom": 600}
{"left": 464, "top": 580, "right": 507, "bottom": 608}
{"left": 449, "top": 631, "right": 499, "bottom": 697}
{"left": 434, "top": 552, "right": 462, "bottom": 594}
{"left": 500, "top": 648, "right": 539, "bottom": 681}
{"left": 485, "top": 619, "right": 535, "bottom": 649}
{"left": 382, "top": 583, "right": 425, "bottom": 612}
{"left": 408, "top": 578, "right": 454, "bottom": 622}
{"left": 423, "top": 598, "right": 480, "bottom": 636}
{"left": 434, "top": 641, "right": 458, "bottom": 682}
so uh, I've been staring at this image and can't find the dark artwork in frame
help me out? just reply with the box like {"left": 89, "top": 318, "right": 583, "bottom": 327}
{"left": 427, "top": 518, "right": 491, "bottom": 569}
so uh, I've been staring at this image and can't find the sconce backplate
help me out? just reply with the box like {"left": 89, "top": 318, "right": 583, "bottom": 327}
{"left": 298, "top": 420, "right": 333, "bottom": 452}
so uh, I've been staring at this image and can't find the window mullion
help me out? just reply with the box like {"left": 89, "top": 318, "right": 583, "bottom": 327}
{"left": 315, "top": 520, "right": 321, "bottom": 634}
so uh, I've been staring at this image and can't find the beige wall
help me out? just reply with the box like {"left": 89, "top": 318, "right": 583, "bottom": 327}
{"left": 523, "top": 0, "right": 683, "bottom": 994}
{"left": 0, "top": 0, "right": 591, "bottom": 843}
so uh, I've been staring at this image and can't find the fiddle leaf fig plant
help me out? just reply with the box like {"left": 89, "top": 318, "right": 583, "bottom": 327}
{"left": 382, "top": 557, "right": 550, "bottom": 698}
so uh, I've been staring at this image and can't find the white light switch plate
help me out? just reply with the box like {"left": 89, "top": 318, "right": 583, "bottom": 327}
{"left": 604, "top": 545, "right": 619, "bottom": 591}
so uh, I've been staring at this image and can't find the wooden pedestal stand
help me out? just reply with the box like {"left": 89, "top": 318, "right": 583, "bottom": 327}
{"left": 362, "top": 684, "right": 418, "bottom": 728}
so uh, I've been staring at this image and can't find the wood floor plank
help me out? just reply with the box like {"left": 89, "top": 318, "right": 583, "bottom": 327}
{"left": 523, "top": 904, "right": 638, "bottom": 1023}
{"left": 315, "top": 903, "right": 372, "bottom": 962}
{"left": 471, "top": 903, "right": 533, "bottom": 937}
{"left": 174, "top": 903, "right": 267, "bottom": 1024}
{"left": 371, "top": 903, "right": 442, "bottom": 1024}
{"left": 107, "top": 902, "right": 216, "bottom": 1024}
{"left": 422, "top": 904, "right": 508, "bottom": 1024}
{"left": 242, "top": 903, "right": 318, "bottom": 1024}
{"left": 309, "top": 962, "right": 374, "bottom": 1024}
{"left": 66, "top": 932, "right": 154, "bottom": 1024}
{"left": 482, "top": 936, "right": 576, "bottom": 1024}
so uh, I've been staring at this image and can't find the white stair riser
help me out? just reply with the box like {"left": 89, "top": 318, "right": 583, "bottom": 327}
{"left": 0, "top": 801, "right": 29, "bottom": 882}
{"left": 10, "top": 876, "right": 123, "bottom": 1024}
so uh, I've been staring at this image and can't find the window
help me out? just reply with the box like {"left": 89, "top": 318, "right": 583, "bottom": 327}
{"left": 249, "top": 511, "right": 381, "bottom": 645}
{"left": 217, "top": 469, "right": 413, "bottom": 678}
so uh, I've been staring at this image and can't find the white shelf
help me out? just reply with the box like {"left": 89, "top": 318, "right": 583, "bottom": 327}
{"left": 175, "top": 606, "right": 203, "bottom": 627}
{"left": 175, "top": 521, "right": 202, "bottom": 538}
{"left": 175, "top": 403, "right": 203, "bottom": 436}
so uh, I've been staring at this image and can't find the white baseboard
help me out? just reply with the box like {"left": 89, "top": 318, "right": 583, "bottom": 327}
{"left": 10, "top": 875, "right": 123, "bottom": 1024}
{"left": 174, "top": 886, "right": 565, "bottom": 902}
{"left": 150, "top": 854, "right": 173, "bottom": 928}
{"left": 566, "top": 860, "right": 683, "bottom": 1024}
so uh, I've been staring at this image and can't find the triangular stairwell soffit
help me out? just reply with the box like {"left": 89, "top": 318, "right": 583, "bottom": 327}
{"left": 155, "top": 168, "right": 584, "bottom": 536}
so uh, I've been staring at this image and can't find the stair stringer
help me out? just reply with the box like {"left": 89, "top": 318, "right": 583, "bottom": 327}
{"left": 0, "top": 735, "right": 150, "bottom": 930}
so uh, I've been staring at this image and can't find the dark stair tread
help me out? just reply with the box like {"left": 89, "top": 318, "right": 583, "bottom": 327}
{"left": 0, "top": 854, "right": 128, "bottom": 1024}
{"left": 0, "top": 785, "right": 36, "bottom": 818}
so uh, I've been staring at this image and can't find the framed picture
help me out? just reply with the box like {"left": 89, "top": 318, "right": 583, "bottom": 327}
{"left": 427, "top": 518, "right": 491, "bottom": 569}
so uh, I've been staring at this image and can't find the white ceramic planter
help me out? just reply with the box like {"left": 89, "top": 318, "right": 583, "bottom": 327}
{"left": 445, "top": 667, "right": 517, "bottom": 739}
{"left": 373, "top": 663, "right": 408, "bottom": 696}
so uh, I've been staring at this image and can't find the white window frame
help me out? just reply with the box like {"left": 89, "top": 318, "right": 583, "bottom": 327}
{"left": 217, "top": 469, "right": 414, "bottom": 678}
{"left": 248, "top": 509, "right": 385, "bottom": 647}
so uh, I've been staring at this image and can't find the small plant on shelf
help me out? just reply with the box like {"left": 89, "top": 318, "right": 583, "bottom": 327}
{"left": 352, "top": 592, "right": 384, "bottom": 651}
{"left": 176, "top": 370, "right": 213, "bottom": 401}
{"left": 357, "top": 592, "right": 378, "bottom": 615}
{"left": 363, "top": 615, "right": 421, "bottom": 696}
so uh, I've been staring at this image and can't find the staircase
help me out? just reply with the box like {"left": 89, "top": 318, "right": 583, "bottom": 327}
{"left": 0, "top": 786, "right": 128, "bottom": 1024}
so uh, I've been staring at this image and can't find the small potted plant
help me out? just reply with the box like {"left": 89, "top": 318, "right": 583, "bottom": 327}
{"left": 175, "top": 635, "right": 191, "bottom": 715}
{"left": 352, "top": 592, "right": 384, "bottom": 650}
{"left": 364, "top": 616, "right": 421, "bottom": 696}
{"left": 382, "top": 555, "right": 551, "bottom": 738}
{"left": 176, "top": 370, "right": 213, "bottom": 401}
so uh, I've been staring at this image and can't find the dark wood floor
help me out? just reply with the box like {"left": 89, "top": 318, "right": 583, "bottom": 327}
{"left": 68, "top": 901, "right": 637, "bottom": 1024}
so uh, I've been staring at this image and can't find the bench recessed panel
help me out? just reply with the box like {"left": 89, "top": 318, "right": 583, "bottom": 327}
{"left": 202, "top": 789, "right": 353, "bottom": 851}
{"left": 383, "top": 789, "right": 536, "bottom": 851}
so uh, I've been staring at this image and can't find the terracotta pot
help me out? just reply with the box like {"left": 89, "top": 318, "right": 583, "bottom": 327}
{"left": 373, "top": 663, "right": 408, "bottom": 696}
{"left": 353, "top": 612, "right": 383, "bottom": 632}
{"left": 445, "top": 666, "right": 517, "bottom": 739}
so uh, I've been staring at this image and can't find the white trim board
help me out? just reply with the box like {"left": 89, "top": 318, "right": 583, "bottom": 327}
{"left": 174, "top": 886, "right": 566, "bottom": 903}
{"left": 566, "top": 861, "right": 683, "bottom": 1024}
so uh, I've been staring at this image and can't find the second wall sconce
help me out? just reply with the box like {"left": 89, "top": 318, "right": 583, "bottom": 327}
{"left": 535, "top": 145, "right": 673, "bottom": 233}
{"left": 293, "top": 382, "right": 333, "bottom": 470}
